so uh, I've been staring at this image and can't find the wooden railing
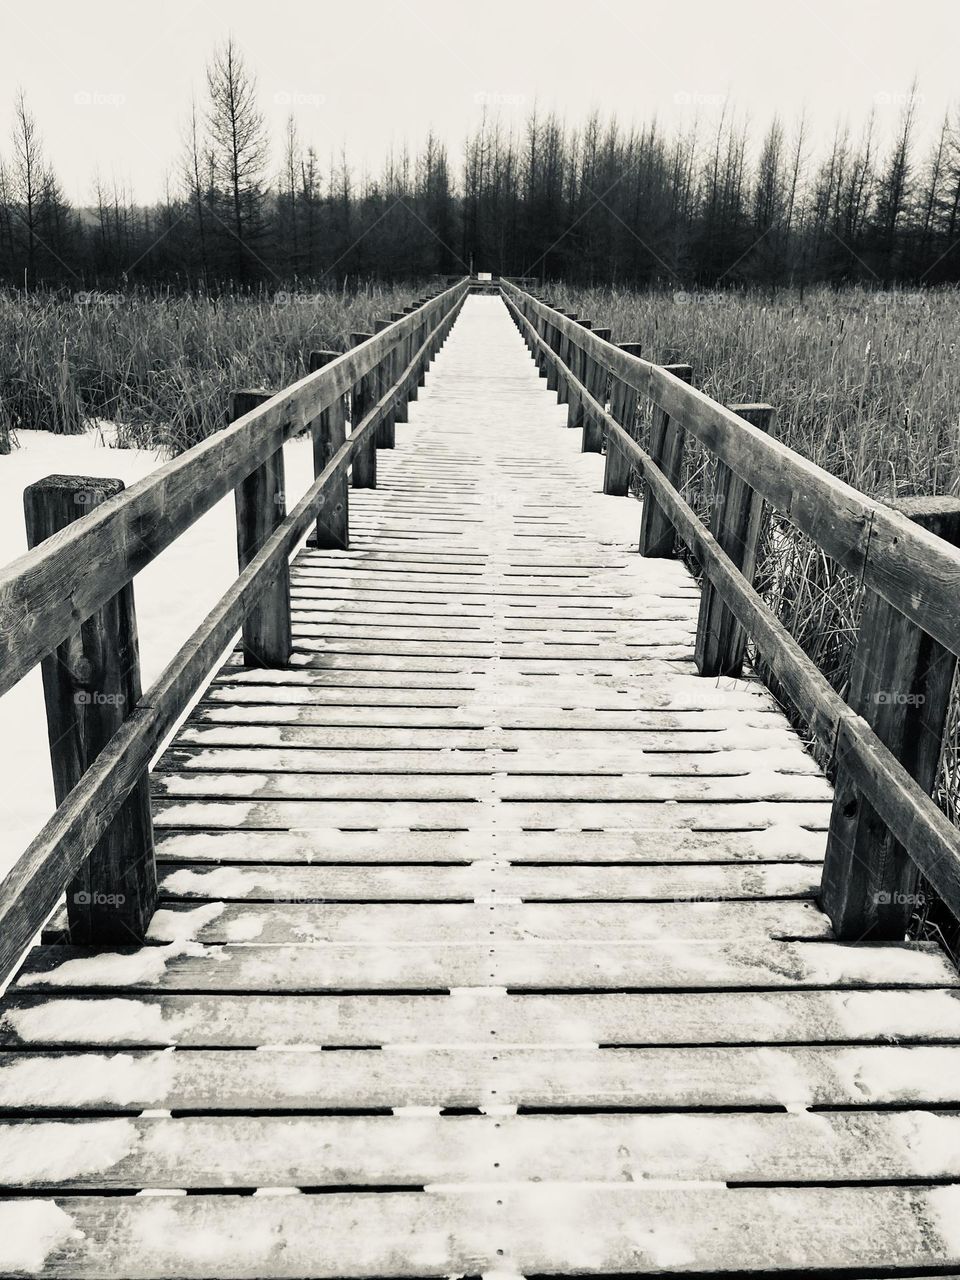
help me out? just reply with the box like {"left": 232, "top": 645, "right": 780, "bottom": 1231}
{"left": 0, "top": 279, "right": 469, "bottom": 981}
{"left": 501, "top": 279, "right": 960, "bottom": 943}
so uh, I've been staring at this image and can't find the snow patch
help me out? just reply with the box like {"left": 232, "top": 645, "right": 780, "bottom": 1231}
{"left": 17, "top": 941, "right": 204, "bottom": 989}
{"left": 926, "top": 1184, "right": 960, "bottom": 1255}
{"left": 3, "top": 997, "right": 179, "bottom": 1045}
{"left": 0, "top": 1119, "right": 136, "bottom": 1182}
{"left": 146, "top": 903, "right": 225, "bottom": 944}
{"left": 0, "top": 1200, "right": 84, "bottom": 1272}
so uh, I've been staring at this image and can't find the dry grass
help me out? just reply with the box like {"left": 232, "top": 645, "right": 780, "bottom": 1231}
{"left": 0, "top": 283, "right": 422, "bottom": 455}
{"left": 553, "top": 282, "right": 960, "bottom": 947}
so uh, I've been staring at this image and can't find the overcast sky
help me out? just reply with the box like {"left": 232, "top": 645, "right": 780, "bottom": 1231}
{"left": 1, "top": 0, "right": 956, "bottom": 204}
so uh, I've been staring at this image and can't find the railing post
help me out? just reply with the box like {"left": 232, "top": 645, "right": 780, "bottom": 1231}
{"left": 638, "top": 363, "right": 693, "bottom": 557}
{"left": 557, "top": 313, "right": 578, "bottom": 405}
{"left": 350, "top": 332, "right": 377, "bottom": 489}
{"left": 582, "top": 327, "right": 611, "bottom": 453}
{"left": 416, "top": 304, "right": 429, "bottom": 386}
{"left": 307, "top": 350, "right": 349, "bottom": 551}
{"left": 566, "top": 320, "right": 592, "bottom": 428}
{"left": 401, "top": 305, "right": 420, "bottom": 402}
{"left": 546, "top": 309, "right": 563, "bottom": 393}
{"left": 230, "top": 389, "right": 292, "bottom": 667}
{"left": 695, "top": 404, "right": 776, "bottom": 677}
{"left": 603, "top": 342, "right": 642, "bottom": 496}
{"left": 820, "top": 497, "right": 960, "bottom": 940}
{"left": 372, "top": 319, "right": 396, "bottom": 448}
{"left": 23, "top": 475, "right": 157, "bottom": 945}
{"left": 391, "top": 311, "right": 410, "bottom": 417}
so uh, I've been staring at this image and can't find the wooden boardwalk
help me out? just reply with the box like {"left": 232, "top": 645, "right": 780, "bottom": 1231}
{"left": 3, "top": 296, "right": 960, "bottom": 1275}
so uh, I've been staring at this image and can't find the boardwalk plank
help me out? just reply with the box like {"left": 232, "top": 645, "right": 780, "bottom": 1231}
{"left": 15, "top": 939, "right": 950, "bottom": 992}
{"left": 5, "top": 988, "right": 960, "bottom": 1048}
{"left": 5, "top": 1111, "right": 960, "bottom": 1189}
{"left": 3, "top": 1045, "right": 960, "bottom": 1111}
{"left": 6, "top": 1185, "right": 960, "bottom": 1277}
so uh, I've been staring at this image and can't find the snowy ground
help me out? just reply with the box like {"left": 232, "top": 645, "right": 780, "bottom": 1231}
{"left": 0, "top": 427, "right": 315, "bottom": 880}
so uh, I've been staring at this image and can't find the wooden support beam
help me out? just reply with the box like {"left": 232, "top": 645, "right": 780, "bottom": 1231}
{"left": 307, "top": 351, "right": 349, "bottom": 550}
{"left": 820, "top": 497, "right": 960, "bottom": 940}
{"left": 566, "top": 320, "right": 592, "bottom": 428}
{"left": 582, "top": 327, "right": 611, "bottom": 453}
{"left": 695, "top": 404, "right": 776, "bottom": 677}
{"left": 23, "top": 475, "right": 157, "bottom": 945}
{"left": 390, "top": 312, "right": 412, "bottom": 413}
{"left": 230, "top": 390, "right": 293, "bottom": 668}
{"left": 557, "top": 313, "right": 578, "bottom": 404}
{"left": 372, "top": 319, "right": 396, "bottom": 447}
{"left": 349, "top": 333, "right": 377, "bottom": 489}
{"left": 603, "top": 342, "right": 642, "bottom": 496}
{"left": 638, "top": 363, "right": 693, "bottom": 557}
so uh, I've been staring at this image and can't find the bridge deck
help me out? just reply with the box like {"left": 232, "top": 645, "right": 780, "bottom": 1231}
{"left": 2, "top": 297, "right": 960, "bottom": 1275}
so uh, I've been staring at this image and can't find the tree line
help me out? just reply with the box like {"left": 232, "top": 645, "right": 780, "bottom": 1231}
{"left": 1, "top": 42, "right": 958, "bottom": 292}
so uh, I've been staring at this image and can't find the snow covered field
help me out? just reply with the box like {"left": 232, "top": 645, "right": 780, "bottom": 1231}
{"left": 0, "top": 428, "right": 315, "bottom": 880}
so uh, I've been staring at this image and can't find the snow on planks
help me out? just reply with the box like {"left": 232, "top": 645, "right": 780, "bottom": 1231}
{"left": 1, "top": 294, "right": 958, "bottom": 1277}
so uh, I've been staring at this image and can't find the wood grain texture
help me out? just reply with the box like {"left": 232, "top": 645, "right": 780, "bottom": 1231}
{"left": 23, "top": 476, "right": 157, "bottom": 946}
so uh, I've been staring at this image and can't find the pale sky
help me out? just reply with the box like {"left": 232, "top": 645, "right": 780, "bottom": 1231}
{"left": 1, "top": 0, "right": 956, "bottom": 204}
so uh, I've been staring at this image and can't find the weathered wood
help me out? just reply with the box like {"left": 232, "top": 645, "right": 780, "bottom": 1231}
{"left": 502, "top": 288, "right": 960, "bottom": 920}
{"left": 23, "top": 477, "right": 157, "bottom": 946}
{"left": 556, "top": 311, "right": 578, "bottom": 403}
{"left": 566, "top": 318, "right": 592, "bottom": 427}
{"left": 307, "top": 350, "right": 349, "bottom": 549}
{"left": 7, "top": 1110, "right": 960, "bottom": 1190}
{"left": 4, "top": 294, "right": 958, "bottom": 1279}
{"left": 638, "top": 362, "right": 693, "bottom": 557}
{"left": 230, "top": 390, "right": 292, "bottom": 668}
{"left": 695, "top": 403, "right": 776, "bottom": 676}
{"left": 13, "top": 936, "right": 953, "bottom": 996}
{"left": 581, "top": 326, "right": 611, "bottom": 452}
{"left": 372, "top": 318, "right": 396, "bottom": 447}
{"left": 5, "top": 1185, "right": 960, "bottom": 1277}
{"left": 389, "top": 312, "right": 410, "bottom": 419}
{"left": 7, "top": 986, "right": 959, "bottom": 1049}
{"left": 0, "top": 282, "right": 468, "bottom": 696}
{"left": 821, "top": 498, "right": 960, "bottom": 940}
{"left": 604, "top": 341, "right": 642, "bottom": 495}
{"left": 0, "top": 299, "right": 459, "bottom": 988}
{"left": 349, "top": 332, "right": 377, "bottom": 488}
{"left": 504, "top": 282, "right": 960, "bottom": 663}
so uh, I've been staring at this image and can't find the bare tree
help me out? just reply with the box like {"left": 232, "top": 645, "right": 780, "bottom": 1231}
{"left": 205, "top": 37, "right": 269, "bottom": 276}
{"left": 11, "top": 90, "right": 43, "bottom": 282}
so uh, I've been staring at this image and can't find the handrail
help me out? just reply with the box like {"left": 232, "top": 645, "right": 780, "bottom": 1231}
{"left": 0, "top": 281, "right": 469, "bottom": 983}
{"left": 500, "top": 281, "right": 960, "bottom": 941}
{"left": 501, "top": 280, "right": 960, "bottom": 664}
{"left": 0, "top": 279, "right": 470, "bottom": 697}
